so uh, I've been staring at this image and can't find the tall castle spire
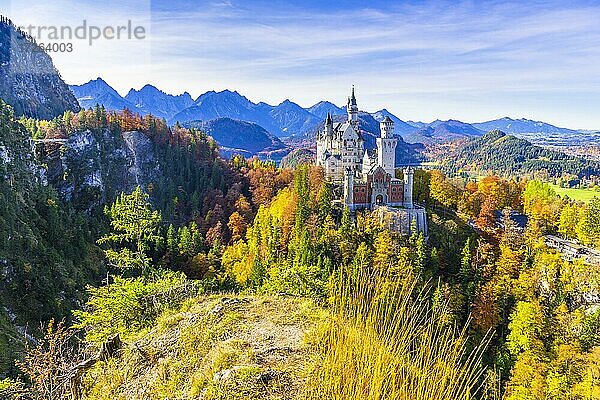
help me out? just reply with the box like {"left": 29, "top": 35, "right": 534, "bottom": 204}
{"left": 325, "top": 112, "right": 333, "bottom": 136}
{"left": 347, "top": 85, "right": 358, "bottom": 124}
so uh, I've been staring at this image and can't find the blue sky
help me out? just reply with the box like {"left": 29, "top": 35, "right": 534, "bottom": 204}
{"left": 3, "top": 0, "right": 600, "bottom": 129}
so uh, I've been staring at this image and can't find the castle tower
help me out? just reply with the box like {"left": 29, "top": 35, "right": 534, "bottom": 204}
{"left": 317, "top": 113, "right": 334, "bottom": 166}
{"left": 403, "top": 166, "right": 414, "bottom": 209}
{"left": 377, "top": 116, "right": 397, "bottom": 176}
{"left": 347, "top": 86, "right": 358, "bottom": 125}
{"left": 344, "top": 167, "right": 354, "bottom": 210}
{"left": 325, "top": 112, "right": 333, "bottom": 136}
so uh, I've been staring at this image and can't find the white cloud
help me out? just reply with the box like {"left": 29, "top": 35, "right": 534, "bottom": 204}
{"left": 3, "top": 0, "right": 600, "bottom": 128}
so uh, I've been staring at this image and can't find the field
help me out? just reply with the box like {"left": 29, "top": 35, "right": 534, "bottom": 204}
{"left": 550, "top": 183, "right": 600, "bottom": 203}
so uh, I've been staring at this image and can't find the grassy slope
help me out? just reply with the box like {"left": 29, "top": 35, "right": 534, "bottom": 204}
{"left": 83, "top": 295, "right": 326, "bottom": 400}
{"left": 549, "top": 183, "right": 600, "bottom": 203}
{"left": 80, "top": 275, "right": 491, "bottom": 400}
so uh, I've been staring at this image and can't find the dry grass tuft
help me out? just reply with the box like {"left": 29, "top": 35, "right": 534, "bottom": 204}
{"left": 303, "top": 270, "right": 492, "bottom": 400}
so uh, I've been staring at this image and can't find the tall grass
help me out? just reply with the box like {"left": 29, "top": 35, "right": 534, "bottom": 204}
{"left": 304, "top": 270, "right": 493, "bottom": 400}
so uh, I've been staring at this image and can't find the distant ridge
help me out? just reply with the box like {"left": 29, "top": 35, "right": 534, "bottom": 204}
{"left": 171, "top": 91, "right": 319, "bottom": 138}
{"left": 183, "top": 117, "right": 287, "bottom": 155}
{"left": 431, "top": 130, "right": 600, "bottom": 177}
{"left": 306, "top": 101, "right": 345, "bottom": 119}
{"left": 372, "top": 109, "right": 419, "bottom": 135}
{"left": 68, "top": 78, "right": 599, "bottom": 149}
{"left": 125, "top": 84, "right": 195, "bottom": 120}
{"left": 472, "top": 117, "right": 579, "bottom": 135}
{"left": 70, "top": 78, "right": 132, "bottom": 111}
{"left": 402, "top": 120, "right": 483, "bottom": 144}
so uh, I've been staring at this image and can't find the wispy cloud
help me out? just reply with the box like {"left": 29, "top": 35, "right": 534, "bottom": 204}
{"left": 3, "top": 0, "right": 600, "bottom": 128}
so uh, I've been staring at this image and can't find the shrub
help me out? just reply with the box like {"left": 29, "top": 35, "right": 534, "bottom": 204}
{"left": 74, "top": 270, "right": 195, "bottom": 343}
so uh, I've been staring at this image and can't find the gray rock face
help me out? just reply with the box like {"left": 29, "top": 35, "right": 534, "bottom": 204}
{"left": 39, "top": 129, "right": 159, "bottom": 210}
{"left": 122, "top": 130, "right": 159, "bottom": 186}
{"left": 0, "top": 17, "right": 80, "bottom": 119}
{"left": 0, "top": 112, "right": 39, "bottom": 184}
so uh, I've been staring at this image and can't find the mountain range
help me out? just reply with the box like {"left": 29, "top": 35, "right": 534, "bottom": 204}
{"left": 126, "top": 84, "right": 195, "bottom": 120}
{"left": 306, "top": 101, "right": 346, "bottom": 119}
{"left": 402, "top": 119, "right": 485, "bottom": 144}
{"left": 70, "top": 80, "right": 322, "bottom": 138}
{"left": 68, "top": 78, "right": 598, "bottom": 156}
{"left": 472, "top": 117, "right": 579, "bottom": 135}
{"left": 371, "top": 109, "right": 417, "bottom": 135}
{"left": 70, "top": 78, "right": 132, "bottom": 111}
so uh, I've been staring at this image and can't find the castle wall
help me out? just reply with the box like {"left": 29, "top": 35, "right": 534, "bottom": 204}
{"left": 353, "top": 184, "right": 368, "bottom": 204}
{"left": 389, "top": 181, "right": 404, "bottom": 204}
{"left": 376, "top": 206, "right": 428, "bottom": 237}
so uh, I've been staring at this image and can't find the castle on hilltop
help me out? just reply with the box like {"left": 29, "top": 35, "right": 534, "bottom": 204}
{"left": 316, "top": 87, "right": 427, "bottom": 235}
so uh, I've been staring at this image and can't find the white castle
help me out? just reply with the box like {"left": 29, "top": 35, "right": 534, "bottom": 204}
{"left": 316, "top": 87, "right": 427, "bottom": 235}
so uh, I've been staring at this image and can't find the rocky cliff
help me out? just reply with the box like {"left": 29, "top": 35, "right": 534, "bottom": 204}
{"left": 0, "top": 16, "right": 80, "bottom": 119}
{"left": 38, "top": 128, "right": 159, "bottom": 211}
{"left": 0, "top": 102, "right": 103, "bottom": 376}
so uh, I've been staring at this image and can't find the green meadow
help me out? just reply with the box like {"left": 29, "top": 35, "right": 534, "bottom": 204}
{"left": 550, "top": 183, "right": 600, "bottom": 203}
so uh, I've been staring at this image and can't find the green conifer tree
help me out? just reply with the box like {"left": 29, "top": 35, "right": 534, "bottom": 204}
{"left": 97, "top": 186, "right": 162, "bottom": 276}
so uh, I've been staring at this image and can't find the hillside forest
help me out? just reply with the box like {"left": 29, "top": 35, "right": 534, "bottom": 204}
{"left": 0, "top": 103, "right": 599, "bottom": 399}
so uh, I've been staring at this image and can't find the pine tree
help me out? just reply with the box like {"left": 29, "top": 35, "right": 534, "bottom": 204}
{"left": 409, "top": 230, "right": 427, "bottom": 279}
{"left": 97, "top": 186, "right": 162, "bottom": 276}
{"left": 459, "top": 238, "right": 473, "bottom": 286}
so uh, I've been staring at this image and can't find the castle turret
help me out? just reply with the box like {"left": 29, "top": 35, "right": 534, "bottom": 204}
{"left": 347, "top": 86, "right": 358, "bottom": 124}
{"left": 377, "top": 116, "right": 397, "bottom": 176}
{"left": 325, "top": 112, "right": 333, "bottom": 136}
{"left": 403, "top": 166, "right": 414, "bottom": 209}
{"left": 380, "top": 115, "right": 394, "bottom": 138}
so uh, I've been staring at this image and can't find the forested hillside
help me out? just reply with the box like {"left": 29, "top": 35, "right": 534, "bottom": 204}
{"left": 1, "top": 94, "right": 599, "bottom": 400}
{"left": 0, "top": 104, "right": 295, "bottom": 380}
{"left": 0, "top": 101, "right": 104, "bottom": 375}
{"left": 428, "top": 130, "right": 600, "bottom": 178}
{"left": 1, "top": 147, "right": 599, "bottom": 398}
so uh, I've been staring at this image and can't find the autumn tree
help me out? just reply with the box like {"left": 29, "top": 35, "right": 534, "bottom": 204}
{"left": 476, "top": 195, "right": 497, "bottom": 231}
{"left": 558, "top": 202, "right": 581, "bottom": 240}
{"left": 578, "top": 197, "right": 600, "bottom": 248}
{"left": 522, "top": 180, "right": 560, "bottom": 234}
{"left": 506, "top": 301, "right": 546, "bottom": 359}
{"left": 17, "top": 320, "right": 81, "bottom": 400}
{"left": 228, "top": 211, "right": 247, "bottom": 243}
{"left": 429, "top": 170, "right": 460, "bottom": 210}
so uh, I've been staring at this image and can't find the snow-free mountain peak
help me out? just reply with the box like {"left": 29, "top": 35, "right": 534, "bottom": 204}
{"left": 306, "top": 101, "right": 345, "bottom": 119}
